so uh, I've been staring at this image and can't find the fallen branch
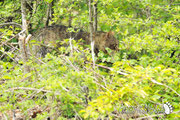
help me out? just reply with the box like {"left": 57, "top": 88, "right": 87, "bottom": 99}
{"left": 151, "top": 79, "right": 180, "bottom": 97}
{"left": 86, "top": 62, "right": 128, "bottom": 75}
{"left": 0, "top": 22, "right": 21, "bottom": 27}
{"left": 4, "top": 87, "right": 61, "bottom": 95}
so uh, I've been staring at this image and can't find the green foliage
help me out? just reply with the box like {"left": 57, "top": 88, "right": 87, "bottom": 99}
{"left": 0, "top": 0, "right": 179, "bottom": 119}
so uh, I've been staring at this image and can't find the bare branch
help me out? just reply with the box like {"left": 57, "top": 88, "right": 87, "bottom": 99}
{"left": 93, "top": 0, "right": 98, "bottom": 32}
{"left": 86, "top": 61, "right": 128, "bottom": 75}
{"left": 4, "top": 87, "right": 61, "bottom": 95}
{"left": 151, "top": 79, "right": 180, "bottom": 97}
{"left": 63, "top": 56, "right": 79, "bottom": 71}
{"left": 25, "top": 34, "right": 32, "bottom": 44}
{"left": 89, "top": 0, "right": 95, "bottom": 69}
{"left": 0, "top": 22, "right": 21, "bottom": 27}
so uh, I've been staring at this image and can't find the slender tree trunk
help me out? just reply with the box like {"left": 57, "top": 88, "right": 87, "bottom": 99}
{"left": 21, "top": 0, "right": 28, "bottom": 34}
{"left": 93, "top": 0, "right": 98, "bottom": 32}
{"left": 25, "top": 0, "right": 33, "bottom": 30}
{"left": 68, "top": 11, "right": 72, "bottom": 27}
{"left": 45, "top": 2, "right": 52, "bottom": 26}
{"left": 20, "top": 0, "right": 30, "bottom": 74}
{"left": 89, "top": 0, "right": 95, "bottom": 69}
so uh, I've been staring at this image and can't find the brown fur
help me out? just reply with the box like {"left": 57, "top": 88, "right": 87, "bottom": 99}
{"left": 30, "top": 25, "right": 119, "bottom": 57}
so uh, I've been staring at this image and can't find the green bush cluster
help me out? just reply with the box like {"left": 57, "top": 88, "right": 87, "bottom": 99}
{"left": 0, "top": 0, "right": 179, "bottom": 119}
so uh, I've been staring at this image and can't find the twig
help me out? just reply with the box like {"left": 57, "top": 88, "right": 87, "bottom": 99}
{"left": 0, "top": 22, "right": 21, "bottom": 27}
{"left": 69, "top": 37, "right": 73, "bottom": 55}
{"left": 92, "top": 77, "right": 111, "bottom": 92}
{"left": 71, "top": 105, "right": 83, "bottom": 120}
{"left": 60, "top": 83, "right": 69, "bottom": 92}
{"left": 151, "top": 79, "right": 180, "bottom": 97}
{"left": 84, "top": 65, "right": 108, "bottom": 87}
{"left": 29, "top": 87, "right": 45, "bottom": 99}
{"left": 63, "top": 56, "right": 79, "bottom": 71}
{"left": 86, "top": 61, "right": 128, "bottom": 75}
{"left": 28, "top": 0, "right": 40, "bottom": 22}
{"left": 0, "top": 49, "right": 18, "bottom": 63}
{"left": 0, "top": 30, "right": 26, "bottom": 48}
{"left": 4, "top": 87, "right": 61, "bottom": 95}
{"left": 136, "top": 110, "right": 180, "bottom": 120}
{"left": 25, "top": 34, "right": 32, "bottom": 44}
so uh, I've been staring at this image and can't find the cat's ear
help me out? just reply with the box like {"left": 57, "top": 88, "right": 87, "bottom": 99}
{"left": 106, "top": 31, "right": 114, "bottom": 38}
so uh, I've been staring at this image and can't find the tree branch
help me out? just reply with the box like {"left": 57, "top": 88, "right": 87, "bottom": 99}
{"left": 86, "top": 61, "right": 128, "bottom": 75}
{"left": 150, "top": 79, "right": 180, "bottom": 97}
{"left": 4, "top": 87, "right": 61, "bottom": 95}
{"left": 0, "top": 22, "right": 21, "bottom": 27}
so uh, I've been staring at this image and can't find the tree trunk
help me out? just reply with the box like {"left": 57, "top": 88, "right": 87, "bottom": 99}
{"left": 68, "top": 11, "right": 72, "bottom": 27}
{"left": 93, "top": 0, "right": 98, "bottom": 32}
{"left": 89, "top": 0, "right": 95, "bottom": 69}
{"left": 20, "top": 0, "right": 30, "bottom": 74}
{"left": 25, "top": 0, "right": 33, "bottom": 30}
{"left": 21, "top": 0, "right": 28, "bottom": 34}
{"left": 45, "top": 2, "right": 53, "bottom": 27}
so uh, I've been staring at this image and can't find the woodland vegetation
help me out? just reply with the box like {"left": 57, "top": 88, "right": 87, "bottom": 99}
{"left": 0, "top": 0, "right": 179, "bottom": 119}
